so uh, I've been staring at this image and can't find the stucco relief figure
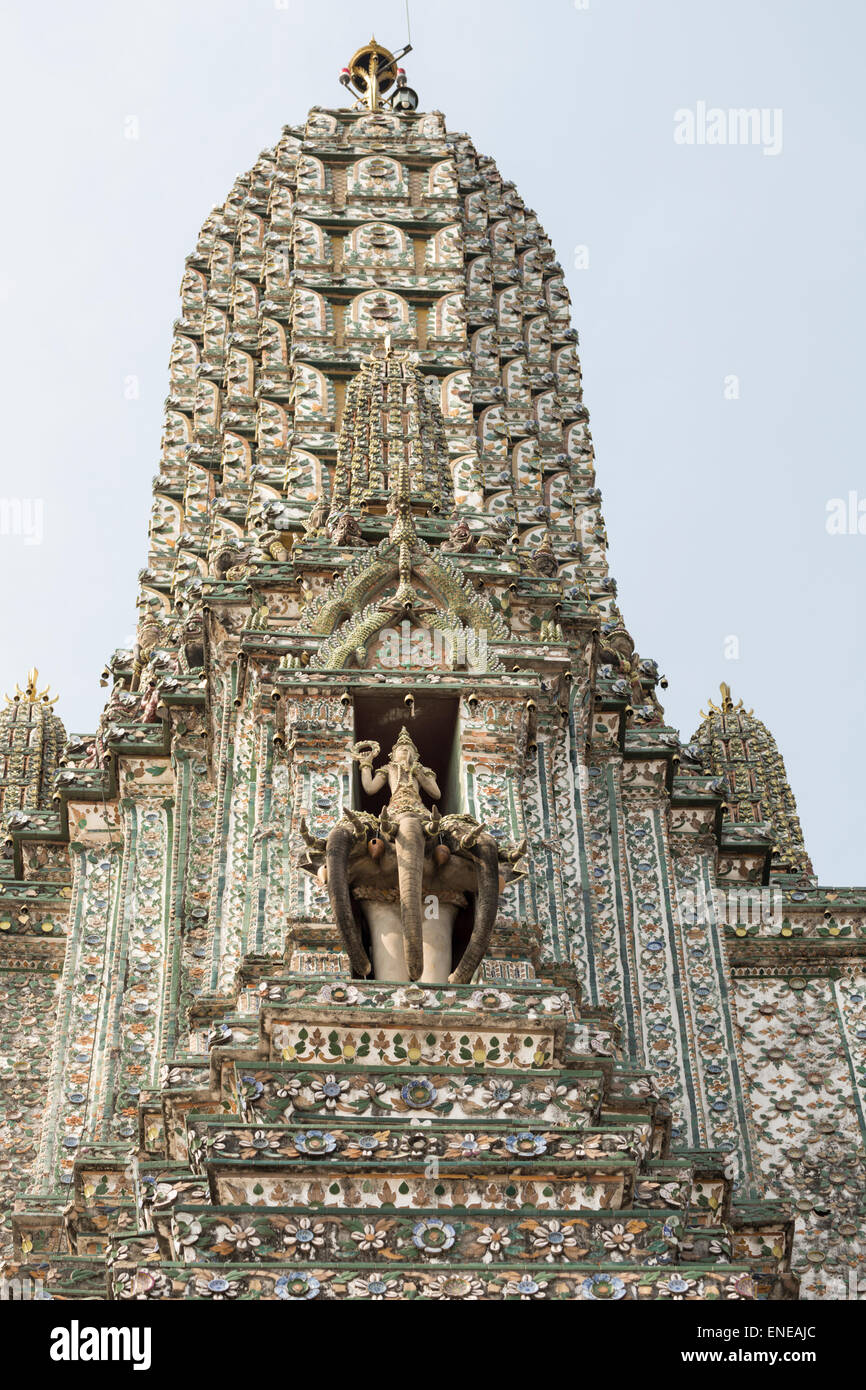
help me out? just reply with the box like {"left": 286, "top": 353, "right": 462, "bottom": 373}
{"left": 301, "top": 728, "right": 525, "bottom": 985}
{"left": 353, "top": 729, "right": 445, "bottom": 982}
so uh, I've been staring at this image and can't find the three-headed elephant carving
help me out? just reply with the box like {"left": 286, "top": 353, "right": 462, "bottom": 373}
{"left": 298, "top": 729, "right": 525, "bottom": 984}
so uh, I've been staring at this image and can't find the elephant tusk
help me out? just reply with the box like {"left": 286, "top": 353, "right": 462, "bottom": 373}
{"left": 343, "top": 808, "right": 368, "bottom": 839}
{"left": 299, "top": 816, "right": 327, "bottom": 854}
{"left": 379, "top": 809, "right": 398, "bottom": 841}
{"left": 503, "top": 837, "right": 527, "bottom": 863}
{"left": 458, "top": 826, "right": 481, "bottom": 852}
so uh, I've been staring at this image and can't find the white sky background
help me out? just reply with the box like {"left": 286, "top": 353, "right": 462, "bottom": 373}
{"left": 0, "top": 0, "right": 863, "bottom": 882}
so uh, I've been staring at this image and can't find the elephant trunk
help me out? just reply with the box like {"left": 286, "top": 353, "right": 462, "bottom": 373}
{"left": 450, "top": 833, "right": 500, "bottom": 985}
{"left": 326, "top": 824, "right": 371, "bottom": 978}
{"left": 395, "top": 814, "right": 425, "bottom": 981}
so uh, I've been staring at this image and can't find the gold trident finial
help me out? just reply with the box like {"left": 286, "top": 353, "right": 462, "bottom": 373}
{"left": 700, "top": 682, "right": 752, "bottom": 720}
{"left": 4, "top": 669, "right": 59, "bottom": 706}
{"left": 345, "top": 37, "right": 400, "bottom": 111}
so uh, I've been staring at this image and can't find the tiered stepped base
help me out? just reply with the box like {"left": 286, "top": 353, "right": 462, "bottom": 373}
{"left": 12, "top": 972, "right": 797, "bottom": 1300}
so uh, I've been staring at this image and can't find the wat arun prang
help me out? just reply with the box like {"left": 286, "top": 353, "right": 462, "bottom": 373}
{"left": 0, "top": 38, "right": 862, "bottom": 1303}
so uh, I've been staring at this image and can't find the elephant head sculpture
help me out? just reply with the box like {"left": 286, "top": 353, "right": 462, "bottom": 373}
{"left": 299, "top": 729, "right": 526, "bottom": 985}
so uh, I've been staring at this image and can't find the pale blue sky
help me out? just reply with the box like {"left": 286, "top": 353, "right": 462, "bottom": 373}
{"left": 0, "top": 0, "right": 863, "bottom": 882}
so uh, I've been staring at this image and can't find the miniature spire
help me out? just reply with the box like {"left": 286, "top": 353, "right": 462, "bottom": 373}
{"left": 692, "top": 689, "right": 812, "bottom": 876}
{"left": 329, "top": 350, "right": 453, "bottom": 521}
{"left": 0, "top": 671, "right": 66, "bottom": 816}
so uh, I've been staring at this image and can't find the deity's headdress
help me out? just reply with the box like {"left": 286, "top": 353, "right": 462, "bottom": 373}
{"left": 393, "top": 726, "right": 420, "bottom": 759}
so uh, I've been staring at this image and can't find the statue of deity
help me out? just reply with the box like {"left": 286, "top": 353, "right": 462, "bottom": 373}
{"left": 355, "top": 726, "right": 440, "bottom": 817}
{"left": 308, "top": 726, "right": 523, "bottom": 984}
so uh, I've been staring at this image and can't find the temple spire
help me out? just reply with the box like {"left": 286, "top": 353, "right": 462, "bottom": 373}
{"left": 692, "top": 689, "right": 812, "bottom": 876}
{"left": 0, "top": 669, "right": 65, "bottom": 816}
{"left": 329, "top": 350, "right": 453, "bottom": 521}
